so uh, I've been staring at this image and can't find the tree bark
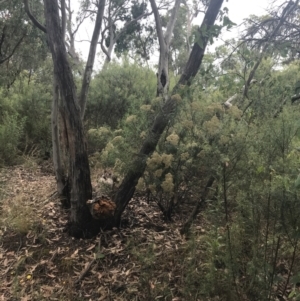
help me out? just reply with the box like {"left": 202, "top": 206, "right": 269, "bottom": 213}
{"left": 115, "top": 0, "right": 223, "bottom": 225}
{"left": 24, "top": 0, "right": 47, "bottom": 33}
{"left": 43, "top": 0, "right": 96, "bottom": 238}
{"left": 79, "top": 0, "right": 105, "bottom": 119}
{"left": 177, "top": 0, "right": 224, "bottom": 87}
{"left": 150, "top": 0, "right": 181, "bottom": 99}
{"left": 114, "top": 0, "right": 224, "bottom": 225}
{"left": 51, "top": 73, "right": 66, "bottom": 198}
{"left": 114, "top": 95, "right": 177, "bottom": 224}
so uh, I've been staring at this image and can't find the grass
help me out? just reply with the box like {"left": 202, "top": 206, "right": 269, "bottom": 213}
{"left": 0, "top": 194, "right": 38, "bottom": 234}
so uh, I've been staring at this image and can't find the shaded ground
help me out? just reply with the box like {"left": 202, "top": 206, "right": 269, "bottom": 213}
{"left": 1, "top": 164, "right": 297, "bottom": 301}
{"left": 0, "top": 164, "right": 207, "bottom": 301}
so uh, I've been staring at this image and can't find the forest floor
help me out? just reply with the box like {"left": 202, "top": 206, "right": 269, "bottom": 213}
{"left": 0, "top": 161, "right": 210, "bottom": 301}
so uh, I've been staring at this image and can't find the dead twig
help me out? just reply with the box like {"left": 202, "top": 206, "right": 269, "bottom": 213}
{"left": 74, "top": 258, "right": 96, "bottom": 285}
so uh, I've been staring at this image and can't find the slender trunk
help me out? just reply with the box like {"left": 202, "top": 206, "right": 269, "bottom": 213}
{"left": 51, "top": 73, "right": 66, "bottom": 198}
{"left": 180, "top": 176, "right": 215, "bottom": 235}
{"left": 103, "top": 42, "right": 114, "bottom": 66}
{"left": 150, "top": 0, "right": 181, "bottom": 99}
{"left": 177, "top": 0, "right": 224, "bottom": 87}
{"left": 79, "top": 0, "right": 105, "bottom": 118}
{"left": 114, "top": 0, "right": 224, "bottom": 225}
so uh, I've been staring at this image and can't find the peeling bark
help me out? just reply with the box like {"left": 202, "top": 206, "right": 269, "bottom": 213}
{"left": 150, "top": 0, "right": 181, "bottom": 99}
{"left": 44, "top": 0, "right": 96, "bottom": 238}
{"left": 51, "top": 74, "right": 66, "bottom": 198}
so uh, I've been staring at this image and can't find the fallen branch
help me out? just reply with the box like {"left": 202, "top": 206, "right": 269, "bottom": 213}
{"left": 74, "top": 258, "right": 96, "bottom": 285}
{"left": 74, "top": 232, "right": 103, "bottom": 284}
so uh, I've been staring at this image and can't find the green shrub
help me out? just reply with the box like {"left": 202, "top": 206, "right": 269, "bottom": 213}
{"left": 0, "top": 113, "right": 25, "bottom": 165}
{"left": 87, "top": 126, "right": 112, "bottom": 154}
{"left": 86, "top": 59, "right": 156, "bottom": 129}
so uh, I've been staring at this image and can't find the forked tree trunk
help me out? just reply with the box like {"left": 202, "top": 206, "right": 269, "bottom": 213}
{"left": 114, "top": 0, "right": 224, "bottom": 225}
{"left": 44, "top": 0, "right": 98, "bottom": 238}
{"left": 150, "top": 0, "right": 181, "bottom": 99}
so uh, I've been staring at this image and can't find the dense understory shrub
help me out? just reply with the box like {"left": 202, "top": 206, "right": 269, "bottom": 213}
{"left": 0, "top": 113, "right": 25, "bottom": 165}
{"left": 0, "top": 70, "right": 52, "bottom": 164}
{"left": 85, "top": 59, "right": 156, "bottom": 129}
{"left": 95, "top": 55, "right": 300, "bottom": 299}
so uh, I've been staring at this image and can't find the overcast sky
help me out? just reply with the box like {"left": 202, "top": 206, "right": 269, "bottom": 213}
{"left": 76, "top": 0, "right": 275, "bottom": 64}
{"left": 225, "top": 0, "right": 270, "bottom": 24}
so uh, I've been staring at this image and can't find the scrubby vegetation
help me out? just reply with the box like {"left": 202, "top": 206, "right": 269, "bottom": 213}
{"left": 2, "top": 0, "right": 300, "bottom": 300}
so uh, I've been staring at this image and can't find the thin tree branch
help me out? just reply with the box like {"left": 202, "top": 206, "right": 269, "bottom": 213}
{"left": 180, "top": 176, "right": 215, "bottom": 235}
{"left": 165, "top": 0, "right": 181, "bottom": 47}
{"left": 149, "top": 0, "right": 166, "bottom": 54}
{"left": 114, "top": 11, "right": 152, "bottom": 42}
{"left": 79, "top": 0, "right": 106, "bottom": 118}
{"left": 23, "top": 0, "right": 47, "bottom": 33}
{"left": 61, "top": 0, "right": 67, "bottom": 40}
{"left": 243, "top": 0, "right": 299, "bottom": 99}
{"left": 0, "top": 34, "right": 25, "bottom": 64}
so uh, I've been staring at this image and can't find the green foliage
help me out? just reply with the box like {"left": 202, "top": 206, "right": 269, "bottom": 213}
{"left": 0, "top": 113, "right": 24, "bottom": 165}
{"left": 0, "top": 63, "right": 52, "bottom": 164}
{"left": 0, "top": 0, "right": 48, "bottom": 87}
{"left": 87, "top": 126, "right": 112, "bottom": 154}
{"left": 86, "top": 60, "right": 156, "bottom": 129}
{"left": 93, "top": 47, "right": 300, "bottom": 299}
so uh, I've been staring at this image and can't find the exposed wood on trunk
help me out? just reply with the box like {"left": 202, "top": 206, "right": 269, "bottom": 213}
{"left": 150, "top": 0, "right": 181, "bottom": 99}
{"left": 51, "top": 74, "right": 66, "bottom": 199}
{"left": 43, "top": 0, "right": 97, "bottom": 238}
{"left": 79, "top": 0, "right": 105, "bottom": 119}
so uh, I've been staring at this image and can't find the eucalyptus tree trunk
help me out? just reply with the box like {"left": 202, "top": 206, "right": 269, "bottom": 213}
{"left": 79, "top": 0, "right": 105, "bottom": 118}
{"left": 51, "top": 74, "right": 66, "bottom": 199}
{"left": 44, "top": 0, "right": 97, "bottom": 237}
{"left": 149, "top": 0, "right": 181, "bottom": 99}
{"left": 114, "top": 0, "right": 224, "bottom": 225}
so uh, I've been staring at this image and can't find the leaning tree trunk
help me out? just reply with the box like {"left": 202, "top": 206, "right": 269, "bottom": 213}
{"left": 114, "top": 0, "right": 224, "bottom": 225}
{"left": 44, "top": 0, "right": 98, "bottom": 238}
